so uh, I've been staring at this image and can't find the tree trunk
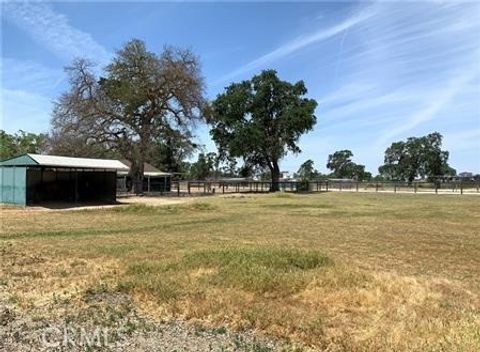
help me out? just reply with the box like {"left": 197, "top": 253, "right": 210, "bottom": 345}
{"left": 131, "top": 157, "right": 145, "bottom": 195}
{"left": 270, "top": 160, "right": 280, "bottom": 192}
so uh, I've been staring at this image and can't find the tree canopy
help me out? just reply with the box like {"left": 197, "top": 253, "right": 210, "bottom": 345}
{"left": 0, "top": 130, "right": 47, "bottom": 159}
{"left": 208, "top": 70, "right": 317, "bottom": 190}
{"left": 296, "top": 159, "right": 320, "bottom": 180}
{"left": 378, "top": 132, "right": 455, "bottom": 182}
{"left": 51, "top": 39, "right": 206, "bottom": 193}
{"left": 148, "top": 129, "right": 198, "bottom": 174}
{"left": 326, "top": 150, "right": 371, "bottom": 181}
{"left": 188, "top": 152, "right": 218, "bottom": 180}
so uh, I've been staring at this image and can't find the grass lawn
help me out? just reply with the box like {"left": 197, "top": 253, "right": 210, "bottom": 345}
{"left": 1, "top": 192, "right": 479, "bottom": 351}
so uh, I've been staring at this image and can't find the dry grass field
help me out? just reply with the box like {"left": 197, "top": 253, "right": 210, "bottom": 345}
{"left": 1, "top": 192, "right": 479, "bottom": 351}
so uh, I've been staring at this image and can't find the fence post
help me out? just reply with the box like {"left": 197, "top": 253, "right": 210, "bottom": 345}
{"left": 414, "top": 183, "right": 417, "bottom": 193}
{"left": 187, "top": 181, "right": 191, "bottom": 195}
{"left": 435, "top": 182, "right": 438, "bottom": 194}
{"left": 326, "top": 181, "right": 329, "bottom": 192}
{"left": 460, "top": 183, "right": 463, "bottom": 195}
{"left": 394, "top": 183, "right": 396, "bottom": 193}
{"left": 177, "top": 181, "right": 180, "bottom": 196}
{"left": 356, "top": 182, "right": 359, "bottom": 192}
{"left": 375, "top": 182, "right": 378, "bottom": 192}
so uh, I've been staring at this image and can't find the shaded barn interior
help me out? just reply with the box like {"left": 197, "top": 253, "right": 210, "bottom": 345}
{"left": 26, "top": 168, "right": 117, "bottom": 203}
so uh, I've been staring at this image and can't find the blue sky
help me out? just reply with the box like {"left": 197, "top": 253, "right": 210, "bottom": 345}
{"left": 1, "top": 1, "right": 479, "bottom": 174}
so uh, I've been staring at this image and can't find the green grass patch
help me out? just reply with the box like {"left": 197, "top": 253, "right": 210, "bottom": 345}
{"left": 112, "top": 202, "right": 217, "bottom": 214}
{"left": 124, "top": 247, "right": 333, "bottom": 299}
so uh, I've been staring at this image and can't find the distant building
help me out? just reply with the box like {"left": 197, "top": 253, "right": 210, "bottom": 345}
{"left": 118, "top": 160, "right": 172, "bottom": 193}
{"left": 458, "top": 172, "right": 473, "bottom": 179}
{"left": 280, "top": 171, "right": 291, "bottom": 180}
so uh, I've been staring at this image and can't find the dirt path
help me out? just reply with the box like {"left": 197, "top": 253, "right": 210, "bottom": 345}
{"left": 0, "top": 292, "right": 289, "bottom": 352}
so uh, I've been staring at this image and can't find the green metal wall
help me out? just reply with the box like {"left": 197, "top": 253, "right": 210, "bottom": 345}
{"left": 0, "top": 166, "right": 27, "bottom": 206}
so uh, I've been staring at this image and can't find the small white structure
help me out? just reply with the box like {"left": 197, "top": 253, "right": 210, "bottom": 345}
{"left": 117, "top": 160, "right": 172, "bottom": 192}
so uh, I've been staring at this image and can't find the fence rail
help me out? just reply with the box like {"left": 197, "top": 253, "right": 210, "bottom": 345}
{"left": 164, "top": 180, "right": 480, "bottom": 196}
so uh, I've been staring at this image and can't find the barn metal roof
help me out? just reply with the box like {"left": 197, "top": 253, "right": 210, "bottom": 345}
{"left": 0, "top": 154, "right": 129, "bottom": 171}
{"left": 118, "top": 159, "right": 171, "bottom": 177}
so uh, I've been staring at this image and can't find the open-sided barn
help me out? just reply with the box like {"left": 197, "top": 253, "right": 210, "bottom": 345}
{"left": 0, "top": 154, "right": 129, "bottom": 206}
{"left": 117, "top": 160, "right": 172, "bottom": 193}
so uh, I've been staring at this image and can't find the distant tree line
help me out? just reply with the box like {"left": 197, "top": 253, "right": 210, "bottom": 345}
{"left": 292, "top": 132, "right": 458, "bottom": 183}
{"left": 0, "top": 130, "right": 47, "bottom": 159}
{"left": 1, "top": 39, "right": 473, "bottom": 191}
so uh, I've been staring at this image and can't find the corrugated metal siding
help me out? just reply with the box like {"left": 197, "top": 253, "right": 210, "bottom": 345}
{"left": 0, "top": 166, "right": 27, "bottom": 206}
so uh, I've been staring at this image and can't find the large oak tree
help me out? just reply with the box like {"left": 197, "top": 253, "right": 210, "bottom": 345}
{"left": 208, "top": 70, "right": 317, "bottom": 191}
{"left": 326, "top": 149, "right": 370, "bottom": 181}
{"left": 52, "top": 39, "right": 206, "bottom": 193}
{"left": 378, "top": 132, "right": 455, "bottom": 182}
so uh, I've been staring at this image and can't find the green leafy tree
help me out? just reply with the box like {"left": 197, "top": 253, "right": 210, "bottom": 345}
{"left": 296, "top": 159, "right": 319, "bottom": 180}
{"left": 379, "top": 132, "right": 453, "bottom": 182}
{"left": 0, "top": 130, "right": 47, "bottom": 159}
{"left": 189, "top": 152, "right": 217, "bottom": 180}
{"left": 149, "top": 129, "right": 198, "bottom": 174}
{"left": 326, "top": 150, "right": 370, "bottom": 180}
{"left": 208, "top": 70, "right": 317, "bottom": 191}
{"left": 327, "top": 150, "right": 354, "bottom": 178}
{"left": 52, "top": 39, "right": 206, "bottom": 193}
{"left": 0, "top": 130, "right": 16, "bottom": 159}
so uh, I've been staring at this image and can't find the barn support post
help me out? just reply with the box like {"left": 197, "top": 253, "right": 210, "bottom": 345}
{"left": 326, "top": 181, "right": 329, "bottom": 192}
{"left": 147, "top": 176, "right": 151, "bottom": 193}
{"left": 177, "top": 181, "right": 180, "bottom": 196}
{"left": 187, "top": 181, "right": 191, "bottom": 194}
{"left": 74, "top": 170, "right": 79, "bottom": 202}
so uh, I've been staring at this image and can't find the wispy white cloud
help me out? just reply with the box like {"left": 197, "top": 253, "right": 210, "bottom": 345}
{"left": 2, "top": 1, "right": 111, "bottom": 65}
{"left": 0, "top": 58, "right": 65, "bottom": 133}
{"left": 214, "top": 6, "right": 376, "bottom": 84}
{"left": 0, "top": 88, "right": 52, "bottom": 133}
{"left": 301, "top": 1, "right": 480, "bottom": 173}
{"left": 1, "top": 58, "right": 64, "bottom": 93}
{"left": 376, "top": 64, "right": 479, "bottom": 147}
{"left": 444, "top": 129, "right": 480, "bottom": 153}
{"left": 1, "top": 1, "right": 112, "bottom": 133}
